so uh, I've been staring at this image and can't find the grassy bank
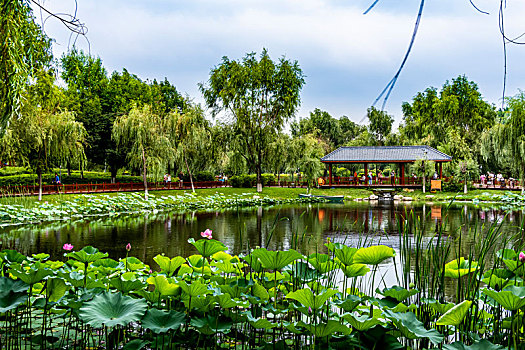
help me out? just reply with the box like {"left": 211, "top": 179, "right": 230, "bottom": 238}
{"left": 0, "top": 186, "right": 521, "bottom": 208}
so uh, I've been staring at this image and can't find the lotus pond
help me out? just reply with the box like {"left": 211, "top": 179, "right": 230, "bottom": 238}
{"left": 1, "top": 200, "right": 525, "bottom": 348}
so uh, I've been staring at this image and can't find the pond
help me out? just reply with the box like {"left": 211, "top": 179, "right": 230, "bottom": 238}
{"left": 1, "top": 200, "right": 522, "bottom": 270}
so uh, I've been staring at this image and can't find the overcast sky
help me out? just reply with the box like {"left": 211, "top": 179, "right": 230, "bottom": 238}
{"left": 37, "top": 0, "right": 525, "bottom": 126}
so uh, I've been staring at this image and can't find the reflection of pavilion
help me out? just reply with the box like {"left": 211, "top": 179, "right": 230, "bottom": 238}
{"left": 320, "top": 146, "right": 452, "bottom": 188}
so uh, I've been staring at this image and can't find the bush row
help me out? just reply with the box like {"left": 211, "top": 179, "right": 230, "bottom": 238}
{"left": 229, "top": 174, "right": 277, "bottom": 188}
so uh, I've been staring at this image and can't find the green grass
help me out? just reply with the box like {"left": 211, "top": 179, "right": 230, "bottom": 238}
{"left": 0, "top": 186, "right": 519, "bottom": 209}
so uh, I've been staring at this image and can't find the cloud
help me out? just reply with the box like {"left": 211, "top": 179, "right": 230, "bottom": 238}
{"left": 36, "top": 0, "right": 525, "bottom": 123}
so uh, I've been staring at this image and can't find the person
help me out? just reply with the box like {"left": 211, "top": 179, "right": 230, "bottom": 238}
{"left": 54, "top": 173, "right": 60, "bottom": 193}
{"left": 412, "top": 173, "right": 417, "bottom": 184}
{"left": 433, "top": 171, "right": 438, "bottom": 180}
{"left": 163, "top": 173, "right": 168, "bottom": 187}
{"left": 390, "top": 170, "right": 395, "bottom": 185}
{"left": 354, "top": 171, "right": 358, "bottom": 185}
{"left": 368, "top": 172, "right": 373, "bottom": 185}
{"left": 167, "top": 174, "right": 172, "bottom": 188}
{"left": 480, "top": 174, "right": 486, "bottom": 187}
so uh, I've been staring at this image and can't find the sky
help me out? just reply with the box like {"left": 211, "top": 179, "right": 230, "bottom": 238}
{"left": 36, "top": 0, "right": 525, "bottom": 127}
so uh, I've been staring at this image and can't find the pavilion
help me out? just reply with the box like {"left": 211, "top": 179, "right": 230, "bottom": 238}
{"left": 320, "top": 146, "right": 452, "bottom": 188}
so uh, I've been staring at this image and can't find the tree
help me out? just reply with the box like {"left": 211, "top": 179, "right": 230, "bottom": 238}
{"left": 200, "top": 49, "right": 305, "bottom": 192}
{"left": 0, "top": 110, "right": 87, "bottom": 200}
{"left": 502, "top": 91, "right": 525, "bottom": 193}
{"left": 399, "top": 76, "right": 496, "bottom": 175}
{"left": 112, "top": 105, "right": 172, "bottom": 197}
{"left": 367, "top": 106, "right": 393, "bottom": 146}
{"left": 61, "top": 49, "right": 109, "bottom": 167}
{"left": 291, "top": 134, "right": 326, "bottom": 193}
{"left": 165, "top": 105, "right": 214, "bottom": 192}
{"left": 0, "top": 1, "right": 52, "bottom": 135}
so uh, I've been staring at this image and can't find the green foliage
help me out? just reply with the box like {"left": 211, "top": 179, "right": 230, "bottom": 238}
{"left": 200, "top": 49, "right": 305, "bottom": 190}
{"left": 436, "top": 300, "right": 472, "bottom": 326}
{"left": 367, "top": 106, "right": 394, "bottom": 145}
{"left": 229, "top": 174, "right": 276, "bottom": 188}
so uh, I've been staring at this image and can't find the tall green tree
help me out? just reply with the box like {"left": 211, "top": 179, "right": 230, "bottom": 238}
{"left": 367, "top": 106, "right": 393, "bottom": 146}
{"left": 200, "top": 49, "right": 305, "bottom": 192}
{"left": 400, "top": 75, "right": 496, "bottom": 173}
{"left": 112, "top": 105, "right": 172, "bottom": 197}
{"left": 502, "top": 91, "right": 525, "bottom": 193}
{"left": 0, "top": 0, "right": 52, "bottom": 135}
{"left": 291, "top": 134, "right": 326, "bottom": 193}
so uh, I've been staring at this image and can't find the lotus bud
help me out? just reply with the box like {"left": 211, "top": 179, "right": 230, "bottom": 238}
{"left": 519, "top": 252, "right": 525, "bottom": 263}
{"left": 126, "top": 243, "right": 131, "bottom": 251}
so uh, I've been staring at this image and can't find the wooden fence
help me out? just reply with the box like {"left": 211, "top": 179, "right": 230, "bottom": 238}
{"left": 0, "top": 181, "right": 228, "bottom": 197}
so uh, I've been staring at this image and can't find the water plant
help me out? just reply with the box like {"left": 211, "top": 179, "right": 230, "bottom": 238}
{"left": 0, "top": 224, "right": 524, "bottom": 349}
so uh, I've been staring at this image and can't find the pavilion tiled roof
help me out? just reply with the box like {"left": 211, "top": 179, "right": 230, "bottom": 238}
{"left": 321, "top": 146, "right": 452, "bottom": 163}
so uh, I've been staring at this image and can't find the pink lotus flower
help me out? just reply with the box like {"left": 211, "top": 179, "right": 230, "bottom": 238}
{"left": 63, "top": 243, "right": 74, "bottom": 251}
{"left": 200, "top": 229, "right": 213, "bottom": 240}
{"left": 126, "top": 243, "right": 131, "bottom": 251}
{"left": 519, "top": 252, "right": 525, "bottom": 263}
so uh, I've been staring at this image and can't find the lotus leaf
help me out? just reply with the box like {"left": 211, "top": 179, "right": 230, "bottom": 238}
{"left": 10, "top": 262, "right": 52, "bottom": 285}
{"left": 2, "top": 249, "right": 26, "bottom": 264}
{"left": 496, "top": 249, "right": 517, "bottom": 260}
{"left": 141, "top": 308, "right": 185, "bottom": 333}
{"left": 443, "top": 339, "right": 504, "bottom": 350}
{"left": 146, "top": 275, "right": 180, "bottom": 296}
{"left": 424, "top": 299, "right": 455, "bottom": 315}
{"left": 241, "top": 254, "right": 264, "bottom": 272}
{"left": 287, "top": 261, "right": 323, "bottom": 283}
{"left": 67, "top": 246, "right": 108, "bottom": 264}
{"left": 383, "top": 310, "right": 444, "bottom": 345}
{"left": 122, "top": 339, "right": 150, "bottom": 350}
{"left": 342, "top": 263, "right": 370, "bottom": 278}
{"left": 45, "top": 277, "right": 71, "bottom": 302}
{"left": 308, "top": 253, "right": 339, "bottom": 274}
{"left": 353, "top": 245, "right": 394, "bottom": 265}
{"left": 188, "top": 238, "right": 227, "bottom": 258}
{"left": 335, "top": 295, "right": 362, "bottom": 312}
{"left": 297, "top": 320, "right": 351, "bottom": 337}
{"left": 153, "top": 255, "right": 186, "bottom": 277}
{"left": 444, "top": 258, "right": 479, "bottom": 278}
{"left": 286, "top": 288, "right": 338, "bottom": 310}
{"left": 245, "top": 312, "right": 277, "bottom": 329}
{"left": 503, "top": 259, "right": 525, "bottom": 278}
{"left": 334, "top": 245, "right": 358, "bottom": 266}
{"left": 215, "top": 293, "right": 248, "bottom": 309}
{"left": 436, "top": 300, "right": 472, "bottom": 326}
{"left": 482, "top": 286, "right": 525, "bottom": 311}
{"left": 343, "top": 312, "right": 382, "bottom": 331}
{"left": 79, "top": 291, "right": 147, "bottom": 328}
{"left": 0, "top": 276, "right": 28, "bottom": 312}
{"left": 251, "top": 248, "right": 303, "bottom": 271}
{"left": 190, "top": 315, "right": 232, "bottom": 335}
{"left": 377, "top": 286, "right": 419, "bottom": 302}
{"left": 178, "top": 280, "right": 211, "bottom": 298}
{"left": 110, "top": 276, "right": 144, "bottom": 294}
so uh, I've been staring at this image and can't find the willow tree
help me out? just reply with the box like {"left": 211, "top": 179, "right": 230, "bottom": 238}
{"left": 112, "top": 105, "right": 172, "bottom": 197}
{"left": 291, "top": 134, "right": 326, "bottom": 194}
{"left": 0, "top": 110, "right": 87, "bottom": 200}
{"left": 164, "top": 105, "right": 213, "bottom": 192}
{"left": 200, "top": 49, "right": 305, "bottom": 192}
{"left": 504, "top": 92, "right": 525, "bottom": 193}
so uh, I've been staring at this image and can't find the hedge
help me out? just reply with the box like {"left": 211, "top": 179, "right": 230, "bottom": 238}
{"left": 229, "top": 174, "right": 276, "bottom": 188}
{"left": 0, "top": 171, "right": 144, "bottom": 186}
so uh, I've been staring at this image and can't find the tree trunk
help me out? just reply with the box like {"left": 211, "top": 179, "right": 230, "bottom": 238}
{"left": 256, "top": 166, "right": 262, "bottom": 193}
{"left": 277, "top": 172, "right": 281, "bottom": 187}
{"left": 38, "top": 168, "right": 43, "bottom": 201}
{"left": 142, "top": 147, "right": 148, "bottom": 198}
{"left": 422, "top": 174, "right": 426, "bottom": 194}
{"left": 464, "top": 176, "right": 468, "bottom": 194}
{"left": 67, "top": 161, "right": 71, "bottom": 177}
{"left": 183, "top": 151, "right": 195, "bottom": 193}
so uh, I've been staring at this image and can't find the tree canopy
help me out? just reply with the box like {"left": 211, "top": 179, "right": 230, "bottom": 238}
{"left": 200, "top": 49, "right": 305, "bottom": 192}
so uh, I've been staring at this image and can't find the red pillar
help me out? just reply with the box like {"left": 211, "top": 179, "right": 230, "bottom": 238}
{"left": 439, "top": 162, "right": 443, "bottom": 179}
{"left": 329, "top": 163, "right": 332, "bottom": 186}
{"left": 364, "top": 163, "right": 368, "bottom": 177}
{"left": 401, "top": 163, "right": 405, "bottom": 185}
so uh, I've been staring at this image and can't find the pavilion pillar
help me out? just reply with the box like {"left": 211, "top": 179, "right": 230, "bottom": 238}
{"left": 401, "top": 163, "right": 405, "bottom": 185}
{"left": 364, "top": 163, "right": 368, "bottom": 177}
{"left": 439, "top": 162, "right": 443, "bottom": 179}
{"left": 329, "top": 163, "right": 332, "bottom": 186}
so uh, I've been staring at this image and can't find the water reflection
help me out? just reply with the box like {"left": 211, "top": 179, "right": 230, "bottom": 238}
{"left": 0, "top": 202, "right": 522, "bottom": 270}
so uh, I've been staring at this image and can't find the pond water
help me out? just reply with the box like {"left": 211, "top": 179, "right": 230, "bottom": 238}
{"left": 1, "top": 201, "right": 523, "bottom": 269}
